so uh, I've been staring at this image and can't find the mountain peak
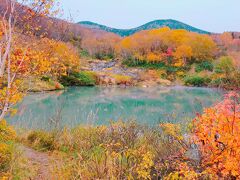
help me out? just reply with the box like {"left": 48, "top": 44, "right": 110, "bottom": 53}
{"left": 78, "top": 19, "right": 210, "bottom": 37}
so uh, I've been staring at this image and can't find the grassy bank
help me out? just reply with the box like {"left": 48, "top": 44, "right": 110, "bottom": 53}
{"left": 15, "top": 121, "right": 199, "bottom": 179}
{"left": 124, "top": 57, "right": 240, "bottom": 89}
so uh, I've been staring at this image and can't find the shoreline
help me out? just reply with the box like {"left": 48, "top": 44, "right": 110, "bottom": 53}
{"left": 27, "top": 84, "right": 226, "bottom": 94}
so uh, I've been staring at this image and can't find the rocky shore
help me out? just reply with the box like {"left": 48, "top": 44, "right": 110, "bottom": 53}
{"left": 81, "top": 59, "right": 172, "bottom": 87}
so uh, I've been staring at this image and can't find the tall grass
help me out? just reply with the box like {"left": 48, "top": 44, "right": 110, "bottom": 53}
{"left": 16, "top": 121, "right": 207, "bottom": 179}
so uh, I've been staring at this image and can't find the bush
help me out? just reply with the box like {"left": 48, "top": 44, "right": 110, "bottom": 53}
{"left": 40, "top": 75, "right": 51, "bottom": 82}
{"left": 184, "top": 75, "right": 211, "bottom": 86}
{"left": 22, "top": 121, "right": 188, "bottom": 179}
{"left": 0, "top": 142, "right": 14, "bottom": 173}
{"left": 210, "top": 77, "right": 226, "bottom": 87}
{"left": 211, "top": 70, "right": 240, "bottom": 89}
{"left": 94, "top": 52, "right": 114, "bottom": 60}
{"left": 176, "top": 71, "right": 186, "bottom": 77}
{"left": 195, "top": 61, "right": 214, "bottom": 72}
{"left": 27, "top": 131, "right": 56, "bottom": 151}
{"left": 194, "top": 92, "right": 240, "bottom": 178}
{"left": 111, "top": 74, "right": 133, "bottom": 85}
{"left": 123, "top": 59, "right": 166, "bottom": 69}
{"left": 214, "top": 56, "right": 235, "bottom": 74}
{"left": 59, "top": 71, "right": 97, "bottom": 86}
{"left": 0, "top": 120, "right": 16, "bottom": 176}
{"left": 0, "top": 120, "right": 16, "bottom": 142}
{"left": 80, "top": 50, "right": 90, "bottom": 57}
{"left": 22, "top": 116, "right": 232, "bottom": 179}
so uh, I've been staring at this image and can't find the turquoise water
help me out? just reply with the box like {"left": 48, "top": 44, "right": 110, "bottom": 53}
{"left": 8, "top": 86, "right": 224, "bottom": 130}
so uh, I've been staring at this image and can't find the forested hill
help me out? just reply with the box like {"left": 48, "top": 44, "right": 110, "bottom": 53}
{"left": 78, "top": 19, "right": 210, "bottom": 36}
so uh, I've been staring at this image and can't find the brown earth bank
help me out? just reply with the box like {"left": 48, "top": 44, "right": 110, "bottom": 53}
{"left": 27, "top": 58, "right": 174, "bottom": 92}
{"left": 81, "top": 58, "right": 173, "bottom": 87}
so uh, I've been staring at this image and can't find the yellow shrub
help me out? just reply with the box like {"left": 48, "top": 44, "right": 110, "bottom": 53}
{"left": 0, "top": 120, "right": 16, "bottom": 177}
{"left": 160, "top": 123, "right": 183, "bottom": 142}
{"left": 112, "top": 74, "right": 133, "bottom": 85}
{"left": 140, "top": 69, "right": 166, "bottom": 81}
{"left": 0, "top": 120, "right": 16, "bottom": 142}
{"left": 176, "top": 71, "right": 185, "bottom": 77}
{"left": 147, "top": 53, "right": 162, "bottom": 63}
{"left": 0, "top": 143, "right": 13, "bottom": 172}
{"left": 134, "top": 148, "right": 154, "bottom": 179}
{"left": 165, "top": 162, "right": 210, "bottom": 180}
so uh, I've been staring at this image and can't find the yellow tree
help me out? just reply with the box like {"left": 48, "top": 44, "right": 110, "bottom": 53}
{"left": 173, "top": 45, "right": 193, "bottom": 66}
{"left": 0, "top": 0, "right": 58, "bottom": 121}
{"left": 36, "top": 38, "right": 80, "bottom": 77}
{"left": 187, "top": 34, "right": 216, "bottom": 61}
{"left": 117, "top": 27, "right": 216, "bottom": 65}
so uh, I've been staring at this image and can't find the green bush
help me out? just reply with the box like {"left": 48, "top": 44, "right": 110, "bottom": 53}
{"left": 94, "top": 52, "right": 114, "bottom": 60}
{"left": 214, "top": 56, "right": 235, "bottom": 74}
{"left": 123, "top": 59, "right": 190, "bottom": 75}
{"left": 41, "top": 75, "right": 51, "bottom": 82}
{"left": 184, "top": 75, "right": 211, "bottom": 87}
{"left": 210, "top": 78, "right": 225, "bottom": 87}
{"left": 80, "top": 50, "right": 90, "bottom": 57}
{"left": 195, "top": 61, "right": 214, "bottom": 72}
{"left": 59, "top": 71, "right": 97, "bottom": 86}
{"left": 123, "top": 59, "right": 166, "bottom": 69}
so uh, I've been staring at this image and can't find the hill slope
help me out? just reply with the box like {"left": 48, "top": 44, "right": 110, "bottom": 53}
{"left": 0, "top": 1, "right": 118, "bottom": 42}
{"left": 78, "top": 19, "right": 210, "bottom": 36}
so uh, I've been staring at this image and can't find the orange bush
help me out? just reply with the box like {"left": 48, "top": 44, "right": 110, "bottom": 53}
{"left": 194, "top": 92, "right": 240, "bottom": 178}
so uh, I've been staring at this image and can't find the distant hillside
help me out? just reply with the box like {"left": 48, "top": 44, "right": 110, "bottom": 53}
{"left": 78, "top": 19, "right": 210, "bottom": 37}
{"left": 0, "top": 1, "right": 117, "bottom": 42}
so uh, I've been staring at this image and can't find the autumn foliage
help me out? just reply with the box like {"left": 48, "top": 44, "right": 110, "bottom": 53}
{"left": 212, "top": 32, "right": 240, "bottom": 67}
{"left": 0, "top": 0, "right": 81, "bottom": 120}
{"left": 194, "top": 92, "right": 240, "bottom": 178}
{"left": 82, "top": 33, "right": 121, "bottom": 59}
{"left": 116, "top": 27, "right": 216, "bottom": 66}
{"left": 1, "top": 0, "right": 240, "bottom": 179}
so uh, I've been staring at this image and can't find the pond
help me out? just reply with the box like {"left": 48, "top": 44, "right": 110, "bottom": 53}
{"left": 8, "top": 86, "right": 224, "bottom": 130}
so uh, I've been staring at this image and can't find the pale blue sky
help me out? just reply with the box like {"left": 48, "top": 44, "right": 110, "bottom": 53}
{"left": 59, "top": 0, "right": 240, "bottom": 33}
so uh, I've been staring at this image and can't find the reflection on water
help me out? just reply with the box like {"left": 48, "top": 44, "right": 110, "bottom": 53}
{"left": 8, "top": 86, "right": 224, "bottom": 130}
